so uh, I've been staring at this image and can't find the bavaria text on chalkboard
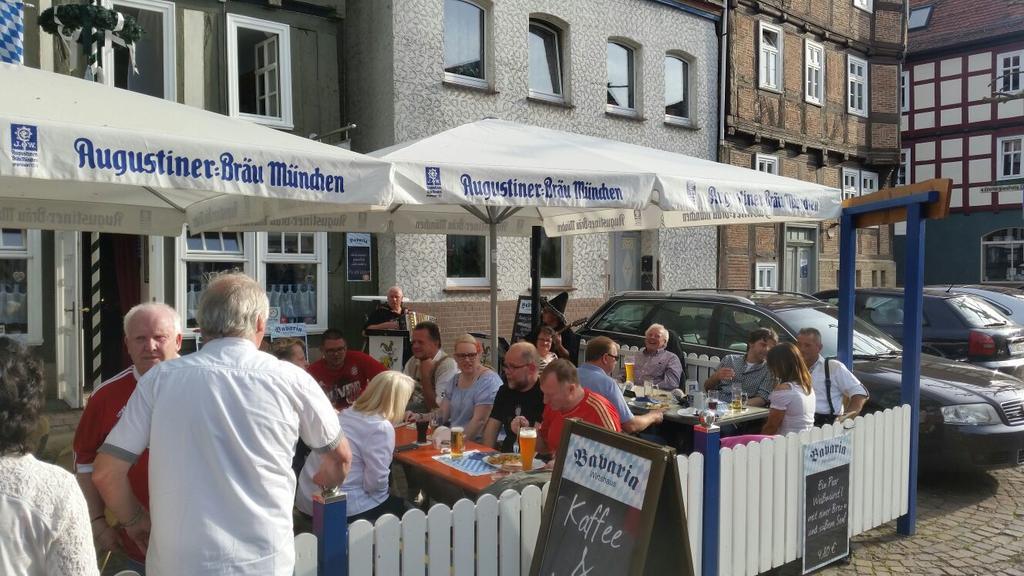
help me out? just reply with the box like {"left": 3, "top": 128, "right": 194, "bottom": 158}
{"left": 530, "top": 420, "right": 693, "bottom": 576}
{"left": 802, "top": 433, "right": 852, "bottom": 574}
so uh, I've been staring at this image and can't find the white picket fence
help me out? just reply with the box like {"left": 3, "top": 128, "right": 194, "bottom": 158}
{"left": 294, "top": 405, "right": 910, "bottom": 576}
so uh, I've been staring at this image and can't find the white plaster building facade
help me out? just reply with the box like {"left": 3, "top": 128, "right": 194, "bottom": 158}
{"left": 343, "top": 0, "right": 724, "bottom": 342}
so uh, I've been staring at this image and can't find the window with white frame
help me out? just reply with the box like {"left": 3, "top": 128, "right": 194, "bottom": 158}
{"left": 898, "top": 148, "right": 911, "bottom": 186}
{"left": 982, "top": 228, "right": 1024, "bottom": 282}
{"left": 755, "top": 262, "right": 778, "bottom": 291}
{"left": 607, "top": 41, "right": 637, "bottom": 112}
{"left": 998, "top": 51, "right": 1023, "bottom": 94}
{"left": 900, "top": 70, "right": 909, "bottom": 113}
{"left": 853, "top": 0, "right": 872, "bottom": 12}
{"left": 998, "top": 136, "right": 1023, "bottom": 180}
{"left": 444, "top": 0, "right": 487, "bottom": 87}
{"left": 528, "top": 19, "right": 564, "bottom": 101}
{"left": 847, "top": 55, "right": 868, "bottom": 117}
{"left": 842, "top": 168, "right": 860, "bottom": 199}
{"left": 447, "top": 235, "right": 488, "bottom": 286}
{"left": 755, "top": 154, "right": 779, "bottom": 175}
{"left": 226, "top": 14, "right": 293, "bottom": 129}
{"left": 178, "top": 231, "right": 327, "bottom": 332}
{"left": 540, "top": 231, "right": 569, "bottom": 287}
{"left": 759, "top": 22, "right": 783, "bottom": 91}
{"left": 861, "top": 171, "right": 878, "bottom": 195}
{"left": 664, "top": 54, "right": 690, "bottom": 122}
{"left": 111, "top": 0, "right": 175, "bottom": 100}
{"left": 804, "top": 40, "right": 824, "bottom": 105}
{"left": 0, "top": 229, "right": 42, "bottom": 343}
{"left": 260, "top": 232, "right": 327, "bottom": 327}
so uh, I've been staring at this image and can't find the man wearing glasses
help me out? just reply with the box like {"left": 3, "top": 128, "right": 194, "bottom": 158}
{"left": 482, "top": 342, "right": 546, "bottom": 453}
{"left": 578, "top": 336, "right": 664, "bottom": 434}
{"left": 307, "top": 328, "right": 385, "bottom": 409}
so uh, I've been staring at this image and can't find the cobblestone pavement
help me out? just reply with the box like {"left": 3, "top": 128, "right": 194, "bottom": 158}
{"left": 818, "top": 466, "right": 1024, "bottom": 576}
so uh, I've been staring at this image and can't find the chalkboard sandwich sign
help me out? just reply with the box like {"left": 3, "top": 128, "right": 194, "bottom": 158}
{"left": 530, "top": 420, "right": 694, "bottom": 576}
{"left": 802, "top": 433, "right": 852, "bottom": 574}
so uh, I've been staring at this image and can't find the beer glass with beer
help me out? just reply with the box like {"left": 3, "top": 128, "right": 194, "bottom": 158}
{"left": 450, "top": 426, "right": 465, "bottom": 458}
{"left": 519, "top": 427, "right": 537, "bottom": 469}
{"left": 624, "top": 359, "right": 636, "bottom": 384}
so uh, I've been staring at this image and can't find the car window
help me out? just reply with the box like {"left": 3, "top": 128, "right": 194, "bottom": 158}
{"left": 774, "top": 306, "right": 901, "bottom": 357}
{"left": 861, "top": 295, "right": 906, "bottom": 326}
{"left": 648, "top": 301, "right": 715, "bottom": 346}
{"left": 589, "top": 300, "right": 658, "bottom": 335}
{"left": 948, "top": 295, "right": 1010, "bottom": 327}
{"left": 715, "top": 307, "right": 787, "bottom": 352}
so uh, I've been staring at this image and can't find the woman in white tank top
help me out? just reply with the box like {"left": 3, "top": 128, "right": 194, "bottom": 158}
{"left": 761, "top": 342, "right": 815, "bottom": 436}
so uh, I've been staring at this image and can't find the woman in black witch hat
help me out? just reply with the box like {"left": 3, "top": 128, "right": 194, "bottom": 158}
{"left": 526, "top": 291, "right": 580, "bottom": 365}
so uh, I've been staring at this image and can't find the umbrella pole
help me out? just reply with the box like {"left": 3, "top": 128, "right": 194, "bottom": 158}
{"left": 530, "top": 226, "right": 542, "bottom": 332}
{"left": 490, "top": 218, "right": 500, "bottom": 369}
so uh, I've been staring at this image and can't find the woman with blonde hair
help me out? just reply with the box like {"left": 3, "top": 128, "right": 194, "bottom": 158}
{"left": 441, "top": 334, "right": 502, "bottom": 442}
{"left": 761, "top": 342, "right": 816, "bottom": 436}
{"left": 296, "top": 371, "right": 415, "bottom": 523}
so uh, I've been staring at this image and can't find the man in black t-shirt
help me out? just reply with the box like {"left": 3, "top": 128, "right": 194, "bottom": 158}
{"left": 364, "top": 285, "right": 408, "bottom": 332}
{"left": 483, "top": 342, "right": 545, "bottom": 453}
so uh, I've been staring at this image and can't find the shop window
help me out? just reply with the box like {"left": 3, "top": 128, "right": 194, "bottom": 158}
{"left": 226, "top": 13, "right": 293, "bottom": 129}
{"left": 982, "top": 228, "right": 1024, "bottom": 283}
{"left": 0, "top": 230, "right": 42, "bottom": 344}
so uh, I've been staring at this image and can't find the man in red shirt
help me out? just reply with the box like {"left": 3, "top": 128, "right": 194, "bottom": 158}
{"left": 73, "top": 302, "right": 182, "bottom": 568}
{"left": 513, "top": 358, "right": 621, "bottom": 457}
{"left": 307, "top": 328, "right": 386, "bottom": 409}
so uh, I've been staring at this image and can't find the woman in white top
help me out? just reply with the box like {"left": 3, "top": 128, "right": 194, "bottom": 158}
{"left": 297, "top": 371, "right": 415, "bottom": 523}
{"left": 762, "top": 342, "right": 815, "bottom": 436}
{"left": 0, "top": 337, "right": 99, "bottom": 576}
{"left": 535, "top": 326, "right": 559, "bottom": 372}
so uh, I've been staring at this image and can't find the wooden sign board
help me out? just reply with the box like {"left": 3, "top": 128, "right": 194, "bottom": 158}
{"left": 530, "top": 420, "right": 693, "bottom": 576}
{"left": 844, "top": 178, "right": 952, "bottom": 228}
{"left": 802, "top": 433, "right": 852, "bottom": 574}
{"left": 365, "top": 329, "right": 409, "bottom": 371}
{"left": 510, "top": 295, "right": 534, "bottom": 344}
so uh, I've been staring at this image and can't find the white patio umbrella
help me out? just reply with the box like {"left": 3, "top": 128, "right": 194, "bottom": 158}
{"left": 0, "top": 63, "right": 393, "bottom": 236}
{"left": 373, "top": 119, "right": 842, "bottom": 365}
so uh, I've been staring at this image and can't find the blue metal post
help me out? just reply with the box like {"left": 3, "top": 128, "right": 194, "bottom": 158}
{"left": 897, "top": 202, "right": 925, "bottom": 536}
{"left": 314, "top": 492, "right": 348, "bottom": 576}
{"left": 694, "top": 425, "right": 720, "bottom": 576}
{"left": 837, "top": 212, "right": 857, "bottom": 369}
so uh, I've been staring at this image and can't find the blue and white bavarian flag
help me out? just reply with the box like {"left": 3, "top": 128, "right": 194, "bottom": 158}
{"left": 0, "top": 0, "right": 24, "bottom": 64}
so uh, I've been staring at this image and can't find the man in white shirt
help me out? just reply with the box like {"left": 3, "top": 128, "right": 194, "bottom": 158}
{"left": 796, "top": 327, "right": 869, "bottom": 426}
{"left": 403, "top": 321, "right": 457, "bottom": 411}
{"left": 93, "top": 273, "right": 352, "bottom": 576}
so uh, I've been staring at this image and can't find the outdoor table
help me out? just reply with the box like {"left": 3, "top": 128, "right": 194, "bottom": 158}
{"left": 393, "top": 424, "right": 498, "bottom": 504}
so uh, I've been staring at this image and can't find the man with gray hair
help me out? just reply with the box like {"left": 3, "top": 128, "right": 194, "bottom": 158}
{"left": 634, "top": 323, "right": 684, "bottom": 390}
{"left": 94, "top": 273, "right": 352, "bottom": 576}
{"left": 73, "top": 302, "right": 182, "bottom": 571}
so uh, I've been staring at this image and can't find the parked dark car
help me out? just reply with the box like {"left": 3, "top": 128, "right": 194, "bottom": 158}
{"left": 575, "top": 290, "right": 1024, "bottom": 469}
{"left": 814, "top": 288, "right": 1024, "bottom": 379}
{"left": 928, "top": 284, "right": 1024, "bottom": 323}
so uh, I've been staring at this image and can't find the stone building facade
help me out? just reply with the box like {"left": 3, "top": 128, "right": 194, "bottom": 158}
{"left": 719, "top": 0, "right": 905, "bottom": 294}
{"left": 343, "top": 0, "right": 723, "bottom": 347}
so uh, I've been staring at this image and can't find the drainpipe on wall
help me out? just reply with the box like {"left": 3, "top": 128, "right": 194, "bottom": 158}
{"left": 717, "top": 0, "right": 729, "bottom": 289}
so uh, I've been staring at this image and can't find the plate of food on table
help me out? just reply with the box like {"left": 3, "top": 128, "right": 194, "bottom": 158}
{"left": 484, "top": 453, "right": 545, "bottom": 471}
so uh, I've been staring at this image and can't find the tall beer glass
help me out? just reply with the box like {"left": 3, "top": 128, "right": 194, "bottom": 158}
{"left": 519, "top": 427, "right": 537, "bottom": 469}
{"left": 624, "top": 361, "right": 636, "bottom": 384}
{"left": 450, "top": 426, "right": 465, "bottom": 458}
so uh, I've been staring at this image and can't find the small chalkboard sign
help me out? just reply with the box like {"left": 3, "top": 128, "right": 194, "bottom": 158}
{"left": 510, "top": 295, "right": 534, "bottom": 344}
{"left": 530, "top": 420, "right": 693, "bottom": 576}
{"left": 802, "top": 433, "right": 852, "bottom": 574}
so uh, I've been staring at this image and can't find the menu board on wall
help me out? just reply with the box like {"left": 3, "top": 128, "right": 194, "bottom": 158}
{"left": 346, "top": 233, "right": 372, "bottom": 282}
{"left": 530, "top": 421, "right": 693, "bottom": 576}
{"left": 802, "top": 434, "right": 852, "bottom": 574}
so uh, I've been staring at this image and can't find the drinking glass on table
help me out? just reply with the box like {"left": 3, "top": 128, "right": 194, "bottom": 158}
{"left": 450, "top": 426, "right": 465, "bottom": 458}
{"left": 642, "top": 379, "right": 654, "bottom": 400}
{"left": 415, "top": 414, "right": 430, "bottom": 444}
{"left": 518, "top": 427, "right": 537, "bottom": 469}
{"left": 706, "top": 390, "right": 720, "bottom": 412}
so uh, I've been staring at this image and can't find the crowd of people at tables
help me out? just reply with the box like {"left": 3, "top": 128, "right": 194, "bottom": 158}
{"left": 0, "top": 282, "right": 868, "bottom": 575}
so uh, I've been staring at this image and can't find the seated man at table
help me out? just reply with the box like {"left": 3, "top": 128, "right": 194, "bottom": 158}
{"left": 704, "top": 327, "right": 777, "bottom": 408}
{"left": 364, "top": 285, "right": 408, "bottom": 332}
{"left": 579, "top": 336, "right": 664, "bottom": 434}
{"left": 512, "top": 359, "right": 621, "bottom": 458}
{"left": 403, "top": 321, "right": 457, "bottom": 412}
{"left": 308, "top": 329, "right": 386, "bottom": 409}
{"left": 483, "top": 342, "right": 546, "bottom": 452}
{"left": 635, "top": 324, "right": 684, "bottom": 390}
